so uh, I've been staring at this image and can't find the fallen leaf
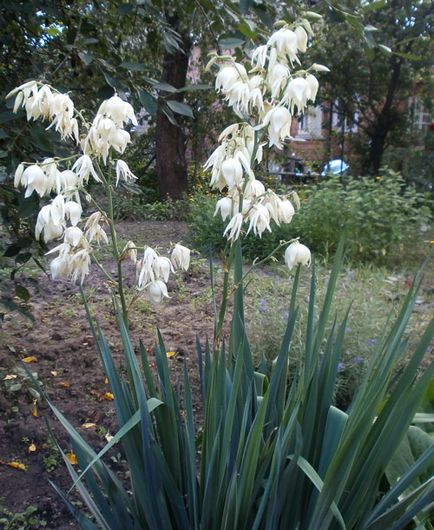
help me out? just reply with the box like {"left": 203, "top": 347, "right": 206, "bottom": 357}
{"left": 3, "top": 374, "right": 17, "bottom": 381}
{"left": 105, "top": 433, "right": 113, "bottom": 442}
{"left": 66, "top": 451, "right": 78, "bottom": 465}
{"left": 101, "top": 392, "right": 114, "bottom": 401}
{"left": 22, "top": 356, "right": 37, "bottom": 363}
{"left": 50, "top": 371, "right": 58, "bottom": 377}
{"left": 82, "top": 422, "right": 97, "bottom": 429}
{"left": 166, "top": 351, "right": 176, "bottom": 358}
{"left": 31, "top": 400, "right": 38, "bottom": 418}
{"left": 28, "top": 443, "right": 37, "bottom": 453}
{"left": 59, "top": 381, "right": 71, "bottom": 388}
{"left": 6, "top": 461, "right": 27, "bottom": 471}
{"left": 104, "top": 378, "right": 109, "bottom": 385}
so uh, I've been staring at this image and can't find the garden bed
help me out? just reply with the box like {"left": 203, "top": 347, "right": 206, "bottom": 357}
{"left": 0, "top": 221, "right": 433, "bottom": 528}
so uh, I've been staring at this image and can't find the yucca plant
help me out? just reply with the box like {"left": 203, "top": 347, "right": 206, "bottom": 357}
{"left": 8, "top": 13, "right": 433, "bottom": 529}
{"left": 37, "top": 237, "right": 433, "bottom": 530}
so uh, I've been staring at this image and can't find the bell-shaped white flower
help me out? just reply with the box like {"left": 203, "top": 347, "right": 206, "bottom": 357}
{"left": 305, "top": 74, "right": 319, "bottom": 102}
{"left": 69, "top": 248, "right": 91, "bottom": 284}
{"left": 171, "top": 244, "right": 190, "bottom": 271}
{"left": 268, "top": 28, "right": 299, "bottom": 62}
{"left": 268, "top": 62, "right": 290, "bottom": 99}
{"left": 64, "top": 226, "right": 84, "bottom": 248}
{"left": 148, "top": 280, "right": 169, "bottom": 304}
{"left": 221, "top": 158, "right": 243, "bottom": 189}
{"left": 35, "top": 201, "right": 65, "bottom": 242}
{"left": 223, "top": 212, "right": 244, "bottom": 242}
{"left": 72, "top": 155, "right": 101, "bottom": 185}
{"left": 153, "top": 256, "right": 173, "bottom": 282}
{"left": 247, "top": 204, "right": 271, "bottom": 237}
{"left": 65, "top": 201, "right": 82, "bottom": 226}
{"left": 57, "top": 169, "right": 79, "bottom": 195}
{"left": 115, "top": 160, "right": 137, "bottom": 186}
{"left": 282, "top": 77, "right": 310, "bottom": 113}
{"left": 137, "top": 247, "right": 158, "bottom": 288}
{"left": 251, "top": 45, "right": 268, "bottom": 69}
{"left": 244, "top": 179, "right": 265, "bottom": 200}
{"left": 262, "top": 106, "right": 292, "bottom": 149}
{"left": 50, "top": 254, "right": 72, "bottom": 280}
{"left": 295, "top": 26, "right": 308, "bottom": 53}
{"left": 97, "top": 94, "right": 138, "bottom": 127}
{"left": 84, "top": 212, "right": 108, "bottom": 245}
{"left": 121, "top": 241, "right": 137, "bottom": 263}
{"left": 215, "top": 63, "right": 248, "bottom": 93}
{"left": 277, "top": 199, "right": 295, "bottom": 224}
{"left": 214, "top": 197, "right": 233, "bottom": 221}
{"left": 14, "top": 164, "right": 25, "bottom": 188}
{"left": 22, "top": 165, "right": 47, "bottom": 198}
{"left": 110, "top": 129, "right": 130, "bottom": 155}
{"left": 284, "top": 241, "right": 311, "bottom": 270}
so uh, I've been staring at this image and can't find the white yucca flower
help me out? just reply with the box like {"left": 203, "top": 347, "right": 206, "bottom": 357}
{"left": 247, "top": 204, "right": 271, "bottom": 237}
{"left": 262, "top": 106, "right": 292, "bottom": 149}
{"left": 223, "top": 212, "right": 244, "bottom": 242}
{"left": 97, "top": 94, "right": 138, "bottom": 127}
{"left": 115, "top": 160, "right": 137, "bottom": 186}
{"left": 148, "top": 280, "right": 169, "bottom": 304}
{"left": 21, "top": 165, "right": 47, "bottom": 198}
{"left": 153, "top": 256, "right": 173, "bottom": 282}
{"left": 284, "top": 241, "right": 311, "bottom": 270}
{"left": 215, "top": 63, "right": 248, "bottom": 93}
{"left": 121, "top": 241, "right": 137, "bottom": 263}
{"left": 171, "top": 244, "right": 190, "bottom": 271}
{"left": 47, "top": 233, "right": 92, "bottom": 284}
{"left": 64, "top": 200, "right": 82, "bottom": 226}
{"left": 84, "top": 212, "right": 109, "bottom": 245}
{"left": 251, "top": 45, "right": 269, "bottom": 69}
{"left": 72, "top": 155, "right": 101, "bottom": 185}
{"left": 295, "top": 26, "right": 308, "bottom": 53}
{"left": 214, "top": 197, "right": 234, "bottom": 221}
{"left": 64, "top": 226, "right": 84, "bottom": 247}
{"left": 244, "top": 179, "right": 265, "bottom": 200}
{"left": 268, "top": 62, "right": 290, "bottom": 99}
{"left": 268, "top": 28, "right": 299, "bottom": 63}
{"left": 35, "top": 195, "right": 66, "bottom": 242}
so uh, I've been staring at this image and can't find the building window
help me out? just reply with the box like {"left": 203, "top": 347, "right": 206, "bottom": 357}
{"left": 297, "top": 105, "right": 323, "bottom": 138}
{"left": 331, "top": 103, "right": 358, "bottom": 133}
{"left": 410, "top": 98, "right": 432, "bottom": 131}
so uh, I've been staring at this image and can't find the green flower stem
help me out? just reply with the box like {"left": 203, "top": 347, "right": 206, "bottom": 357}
{"left": 95, "top": 159, "right": 129, "bottom": 328}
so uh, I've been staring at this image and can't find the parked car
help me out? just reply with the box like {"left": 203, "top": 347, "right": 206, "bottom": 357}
{"left": 321, "top": 159, "right": 350, "bottom": 176}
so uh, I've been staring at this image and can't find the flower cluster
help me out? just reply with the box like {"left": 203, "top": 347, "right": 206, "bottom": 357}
{"left": 205, "top": 17, "right": 327, "bottom": 266}
{"left": 7, "top": 83, "right": 190, "bottom": 302}
{"left": 7, "top": 81, "right": 79, "bottom": 142}
{"left": 136, "top": 244, "right": 190, "bottom": 303}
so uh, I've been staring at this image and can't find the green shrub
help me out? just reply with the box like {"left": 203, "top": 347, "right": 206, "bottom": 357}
{"left": 187, "top": 169, "right": 431, "bottom": 264}
{"left": 113, "top": 194, "right": 186, "bottom": 221}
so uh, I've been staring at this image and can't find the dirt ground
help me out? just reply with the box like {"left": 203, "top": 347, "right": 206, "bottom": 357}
{"left": 0, "top": 221, "right": 219, "bottom": 529}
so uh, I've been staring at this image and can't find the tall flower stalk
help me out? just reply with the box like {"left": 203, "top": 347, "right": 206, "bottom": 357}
{"left": 7, "top": 83, "right": 190, "bottom": 325}
{"left": 205, "top": 16, "right": 322, "bottom": 344}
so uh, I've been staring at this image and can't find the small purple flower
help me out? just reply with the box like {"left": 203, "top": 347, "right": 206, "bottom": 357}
{"left": 259, "top": 299, "right": 269, "bottom": 314}
{"left": 367, "top": 338, "right": 378, "bottom": 347}
{"left": 352, "top": 356, "right": 364, "bottom": 365}
{"left": 338, "top": 362, "right": 345, "bottom": 372}
{"left": 282, "top": 311, "right": 289, "bottom": 321}
{"left": 345, "top": 327, "right": 352, "bottom": 334}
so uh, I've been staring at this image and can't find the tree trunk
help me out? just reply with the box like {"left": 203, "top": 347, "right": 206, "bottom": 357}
{"left": 155, "top": 31, "right": 191, "bottom": 200}
{"left": 365, "top": 57, "right": 403, "bottom": 174}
